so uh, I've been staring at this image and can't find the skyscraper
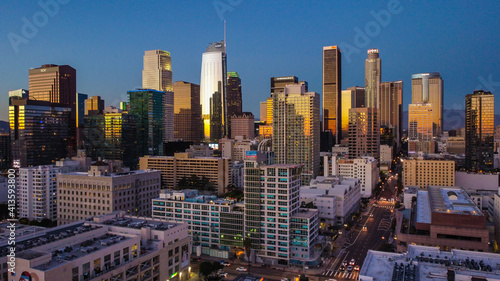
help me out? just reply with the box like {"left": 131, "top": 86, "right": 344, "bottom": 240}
{"left": 173, "top": 81, "right": 201, "bottom": 143}
{"left": 412, "top": 73, "right": 443, "bottom": 136}
{"left": 84, "top": 96, "right": 104, "bottom": 115}
{"left": 348, "top": 108, "right": 379, "bottom": 159}
{"left": 10, "top": 99, "right": 71, "bottom": 167}
{"left": 365, "top": 49, "right": 381, "bottom": 108}
{"left": 104, "top": 112, "right": 138, "bottom": 169}
{"left": 227, "top": 71, "right": 242, "bottom": 116}
{"left": 272, "top": 84, "right": 320, "bottom": 185}
{"left": 379, "top": 81, "right": 403, "bottom": 149}
{"left": 142, "top": 50, "right": 173, "bottom": 92}
{"left": 128, "top": 89, "right": 165, "bottom": 156}
{"left": 29, "top": 64, "right": 77, "bottom": 155}
{"left": 465, "top": 90, "right": 494, "bottom": 172}
{"left": 408, "top": 103, "right": 434, "bottom": 153}
{"left": 323, "top": 46, "right": 342, "bottom": 144}
{"left": 341, "top": 87, "right": 366, "bottom": 140}
{"left": 200, "top": 41, "right": 227, "bottom": 142}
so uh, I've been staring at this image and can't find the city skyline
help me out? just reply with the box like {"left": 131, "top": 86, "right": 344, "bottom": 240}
{"left": 1, "top": 1, "right": 498, "bottom": 122}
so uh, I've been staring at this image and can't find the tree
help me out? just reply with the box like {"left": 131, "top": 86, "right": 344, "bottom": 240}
{"left": 19, "top": 217, "right": 30, "bottom": 225}
{"left": 243, "top": 237, "right": 252, "bottom": 265}
{"left": 199, "top": 261, "right": 223, "bottom": 280}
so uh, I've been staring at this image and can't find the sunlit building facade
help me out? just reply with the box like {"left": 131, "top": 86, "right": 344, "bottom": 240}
{"left": 323, "top": 46, "right": 342, "bottom": 144}
{"left": 408, "top": 103, "right": 434, "bottom": 153}
{"left": 465, "top": 90, "right": 494, "bottom": 172}
{"left": 272, "top": 84, "right": 320, "bottom": 185}
{"left": 84, "top": 95, "right": 104, "bottom": 115}
{"left": 200, "top": 41, "right": 227, "bottom": 141}
{"left": 348, "top": 107, "right": 379, "bottom": 159}
{"left": 365, "top": 49, "right": 381, "bottom": 109}
{"left": 173, "top": 81, "right": 201, "bottom": 143}
{"left": 379, "top": 81, "right": 403, "bottom": 149}
{"left": 411, "top": 73, "right": 443, "bottom": 136}
{"left": 341, "top": 87, "right": 366, "bottom": 140}
{"left": 142, "top": 50, "right": 173, "bottom": 92}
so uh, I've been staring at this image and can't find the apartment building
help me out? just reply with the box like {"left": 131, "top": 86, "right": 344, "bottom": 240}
{"left": 403, "top": 157, "right": 455, "bottom": 188}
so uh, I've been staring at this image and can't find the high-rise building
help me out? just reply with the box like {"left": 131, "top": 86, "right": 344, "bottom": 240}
{"left": 29, "top": 64, "right": 77, "bottom": 155}
{"left": 57, "top": 163, "right": 161, "bottom": 225}
{"left": 408, "top": 103, "right": 434, "bottom": 153}
{"left": 84, "top": 95, "right": 104, "bottom": 115}
{"left": 272, "top": 84, "right": 320, "bottom": 185}
{"left": 142, "top": 50, "right": 173, "bottom": 92}
{"left": 230, "top": 112, "right": 254, "bottom": 139}
{"left": 403, "top": 158, "right": 455, "bottom": 188}
{"left": 104, "top": 113, "right": 139, "bottom": 168}
{"left": 260, "top": 101, "right": 267, "bottom": 123}
{"left": 200, "top": 41, "right": 227, "bottom": 141}
{"left": 465, "top": 90, "right": 494, "bottom": 172}
{"left": 271, "top": 76, "right": 298, "bottom": 94}
{"left": 128, "top": 89, "right": 165, "bottom": 156}
{"left": 322, "top": 46, "right": 342, "bottom": 144}
{"left": 173, "top": 81, "right": 201, "bottom": 143}
{"left": 365, "top": 49, "right": 381, "bottom": 108}
{"left": 348, "top": 108, "right": 379, "bottom": 159}
{"left": 76, "top": 93, "right": 87, "bottom": 147}
{"left": 0, "top": 133, "right": 11, "bottom": 170}
{"left": 227, "top": 71, "right": 242, "bottom": 116}
{"left": 379, "top": 81, "right": 403, "bottom": 149}
{"left": 163, "top": 90, "right": 174, "bottom": 142}
{"left": 412, "top": 73, "right": 443, "bottom": 136}
{"left": 10, "top": 99, "right": 71, "bottom": 167}
{"left": 340, "top": 87, "right": 365, "bottom": 142}
{"left": 83, "top": 114, "right": 106, "bottom": 161}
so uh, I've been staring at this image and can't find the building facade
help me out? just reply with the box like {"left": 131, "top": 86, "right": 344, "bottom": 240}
{"left": 411, "top": 72, "right": 443, "bottom": 136}
{"left": 402, "top": 158, "right": 455, "bottom": 188}
{"left": 322, "top": 46, "right": 342, "bottom": 144}
{"left": 364, "top": 49, "right": 381, "bottom": 109}
{"left": 84, "top": 96, "right": 104, "bottom": 115}
{"left": 230, "top": 112, "right": 255, "bottom": 139}
{"left": 173, "top": 81, "right": 201, "bottom": 144}
{"left": 348, "top": 107, "right": 379, "bottom": 159}
{"left": 379, "top": 81, "right": 403, "bottom": 149}
{"left": 142, "top": 49, "right": 173, "bottom": 92}
{"left": 408, "top": 103, "right": 434, "bottom": 153}
{"left": 465, "top": 90, "right": 494, "bottom": 172}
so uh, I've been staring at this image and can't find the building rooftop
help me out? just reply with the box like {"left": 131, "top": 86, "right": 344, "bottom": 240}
{"left": 61, "top": 169, "right": 158, "bottom": 178}
{"left": 292, "top": 209, "right": 318, "bottom": 219}
{"left": 416, "top": 190, "right": 432, "bottom": 224}
{"left": 429, "top": 186, "right": 482, "bottom": 216}
{"left": 157, "top": 189, "right": 236, "bottom": 205}
{"left": 360, "top": 245, "right": 500, "bottom": 281}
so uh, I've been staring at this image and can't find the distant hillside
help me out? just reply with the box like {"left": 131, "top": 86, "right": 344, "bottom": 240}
{"left": 402, "top": 109, "right": 500, "bottom": 131}
{"left": 0, "top": 121, "right": 8, "bottom": 133}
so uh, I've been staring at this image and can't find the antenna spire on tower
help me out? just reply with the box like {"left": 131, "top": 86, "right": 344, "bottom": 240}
{"left": 224, "top": 20, "right": 226, "bottom": 49}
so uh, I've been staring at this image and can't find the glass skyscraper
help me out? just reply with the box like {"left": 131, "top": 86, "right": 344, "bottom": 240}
{"left": 365, "top": 49, "right": 381, "bottom": 109}
{"left": 128, "top": 89, "right": 165, "bottom": 156}
{"left": 465, "top": 90, "right": 494, "bottom": 172}
{"left": 411, "top": 73, "right": 443, "bottom": 136}
{"left": 142, "top": 50, "right": 173, "bottom": 92}
{"left": 200, "top": 41, "right": 227, "bottom": 142}
{"left": 322, "top": 46, "right": 342, "bottom": 144}
{"left": 173, "top": 81, "right": 201, "bottom": 144}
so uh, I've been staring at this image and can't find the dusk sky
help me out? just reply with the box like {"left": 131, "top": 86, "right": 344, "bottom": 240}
{"left": 1, "top": 0, "right": 499, "bottom": 122}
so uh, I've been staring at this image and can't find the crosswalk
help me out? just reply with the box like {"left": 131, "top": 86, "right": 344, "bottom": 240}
{"left": 322, "top": 270, "right": 359, "bottom": 279}
{"left": 375, "top": 205, "right": 394, "bottom": 210}
{"left": 378, "top": 218, "right": 392, "bottom": 231}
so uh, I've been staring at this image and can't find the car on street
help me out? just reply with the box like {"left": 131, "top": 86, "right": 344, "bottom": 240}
{"left": 369, "top": 213, "right": 374, "bottom": 217}
{"left": 236, "top": 267, "right": 247, "bottom": 272}
{"left": 349, "top": 259, "right": 355, "bottom": 266}
{"left": 339, "top": 265, "right": 345, "bottom": 271}
{"left": 219, "top": 272, "right": 228, "bottom": 278}
{"left": 362, "top": 226, "right": 367, "bottom": 231}
{"left": 219, "top": 261, "right": 230, "bottom": 266}
{"left": 347, "top": 265, "right": 353, "bottom": 272}
{"left": 342, "top": 260, "right": 348, "bottom": 266}
{"left": 354, "top": 265, "right": 360, "bottom": 271}
{"left": 281, "top": 278, "right": 288, "bottom": 281}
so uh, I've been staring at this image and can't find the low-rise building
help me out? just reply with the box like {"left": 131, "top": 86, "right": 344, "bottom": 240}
{"left": 360, "top": 244, "right": 500, "bottom": 281}
{"left": 152, "top": 189, "right": 243, "bottom": 258}
{"left": 57, "top": 162, "right": 161, "bottom": 225}
{"left": 402, "top": 157, "right": 455, "bottom": 188}
{"left": 3, "top": 211, "right": 190, "bottom": 281}
{"left": 446, "top": 137, "right": 465, "bottom": 154}
{"left": 395, "top": 186, "right": 489, "bottom": 253}
{"left": 139, "top": 153, "right": 232, "bottom": 195}
{"left": 455, "top": 171, "right": 499, "bottom": 192}
{"left": 300, "top": 176, "right": 361, "bottom": 226}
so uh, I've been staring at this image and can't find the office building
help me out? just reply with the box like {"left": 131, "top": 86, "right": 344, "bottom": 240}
{"left": 411, "top": 73, "right": 443, "bottom": 136}
{"left": 104, "top": 112, "right": 139, "bottom": 168}
{"left": 227, "top": 72, "right": 242, "bottom": 116}
{"left": 323, "top": 46, "right": 342, "bottom": 144}
{"left": 8, "top": 88, "right": 29, "bottom": 100}
{"left": 465, "top": 90, "right": 494, "bottom": 172}
{"left": 220, "top": 137, "right": 257, "bottom": 162}
{"left": 139, "top": 153, "right": 232, "bottom": 195}
{"left": 260, "top": 101, "right": 267, "bottom": 122}
{"left": 18, "top": 160, "right": 83, "bottom": 221}
{"left": 365, "top": 49, "right": 381, "bottom": 108}
{"left": 29, "top": 64, "right": 77, "bottom": 154}
{"left": 142, "top": 49, "right": 173, "bottom": 92}
{"left": 271, "top": 76, "right": 298, "bottom": 94}
{"left": 243, "top": 160, "right": 321, "bottom": 267}
{"left": 152, "top": 189, "right": 244, "bottom": 257}
{"left": 10, "top": 99, "right": 71, "bottom": 168}
{"left": 408, "top": 103, "right": 434, "bottom": 153}
{"left": 360, "top": 245, "right": 500, "bottom": 281}
{"left": 83, "top": 114, "right": 106, "bottom": 161}
{"left": 84, "top": 96, "right": 104, "bottom": 115}
{"left": 57, "top": 162, "right": 161, "bottom": 225}
{"left": 200, "top": 41, "right": 227, "bottom": 141}
{"left": 340, "top": 87, "right": 365, "bottom": 139}
{"left": 402, "top": 157, "right": 455, "bottom": 188}
{"left": 446, "top": 137, "right": 465, "bottom": 154}
{"left": 173, "top": 81, "right": 201, "bottom": 143}
{"left": 2, "top": 211, "right": 190, "bottom": 281}
{"left": 0, "top": 133, "right": 10, "bottom": 170}
{"left": 128, "top": 89, "right": 165, "bottom": 156}
{"left": 300, "top": 176, "right": 361, "bottom": 227}
{"left": 323, "top": 154, "right": 378, "bottom": 198}
{"left": 76, "top": 93, "right": 87, "bottom": 127}
{"left": 395, "top": 186, "right": 489, "bottom": 253}
{"left": 379, "top": 81, "right": 403, "bottom": 149}
{"left": 272, "top": 84, "right": 320, "bottom": 185}
{"left": 230, "top": 112, "right": 254, "bottom": 139}
{"left": 348, "top": 107, "right": 379, "bottom": 159}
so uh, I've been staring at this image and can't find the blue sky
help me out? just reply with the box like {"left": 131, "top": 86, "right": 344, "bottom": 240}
{"left": 1, "top": 0, "right": 499, "bottom": 122}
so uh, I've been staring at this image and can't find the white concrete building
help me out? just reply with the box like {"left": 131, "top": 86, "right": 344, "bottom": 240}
{"left": 323, "top": 154, "right": 379, "bottom": 198}
{"left": 456, "top": 172, "right": 500, "bottom": 192}
{"left": 3, "top": 211, "right": 190, "bottom": 281}
{"left": 360, "top": 244, "right": 500, "bottom": 281}
{"left": 300, "top": 176, "right": 361, "bottom": 226}
{"left": 379, "top": 144, "right": 392, "bottom": 164}
{"left": 231, "top": 161, "right": 244, "bottom": 188}
{"left": 18, "top": 160, "right": 84, "bottom": 221}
